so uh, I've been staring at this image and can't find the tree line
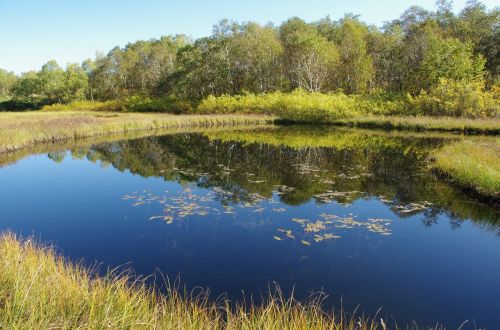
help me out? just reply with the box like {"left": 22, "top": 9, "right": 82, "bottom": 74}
{"left": 0, "top": 1, "right": 498, "bottom": 108}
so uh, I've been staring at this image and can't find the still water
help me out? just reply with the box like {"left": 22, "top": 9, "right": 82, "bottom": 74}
{"left": 0, "top": 127, "right": 498, "bottom": 328}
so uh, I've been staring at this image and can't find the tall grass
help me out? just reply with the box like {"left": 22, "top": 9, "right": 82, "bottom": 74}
{"left": 431, "top": 140, "right": 500, "bottom": 198}
{"left": 0, "top": 232, "right": 395, "bottom": 329}
{"left": 326, "top": 116, "right": 500, "bottom": 134}
{"left": 0, "top": 112, "right": 274, "bottom": 153}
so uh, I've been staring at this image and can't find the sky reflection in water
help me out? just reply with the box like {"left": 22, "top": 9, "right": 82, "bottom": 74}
{"left": 0, "top": 127, "right": 498, "bottom": 328}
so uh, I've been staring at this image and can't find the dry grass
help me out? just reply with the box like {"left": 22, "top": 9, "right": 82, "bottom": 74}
{"left": 0, "top": 232, "right": 410, "bottom": 330}
{"left": 0, "top": 111, "right": 275, "bottom": 153}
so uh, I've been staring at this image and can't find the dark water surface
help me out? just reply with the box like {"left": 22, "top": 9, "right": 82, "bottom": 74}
{"left": 0, "top": 127, "right": 499, "bottom": 328}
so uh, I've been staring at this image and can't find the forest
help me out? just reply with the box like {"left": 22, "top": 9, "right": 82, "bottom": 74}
{"left": 0, "top": 1, "right": 498, "bottom": 118}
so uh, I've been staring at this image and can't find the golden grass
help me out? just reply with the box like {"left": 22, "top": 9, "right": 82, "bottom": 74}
{"left": 0, "top": 232, "right": 398, "bottom": 329}
{"left": 431, "top": 139, "right": 500, "bottom": 198}
{"left": 0, "top": 111, "right": 275, "bottom": 153}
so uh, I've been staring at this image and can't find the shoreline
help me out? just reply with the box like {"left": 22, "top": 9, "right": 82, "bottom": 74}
{"left": 0, "top": 232, "right": 442, "bottom": 329}
{"left": 0, "top": 112, "right": 275, "bottom": 154}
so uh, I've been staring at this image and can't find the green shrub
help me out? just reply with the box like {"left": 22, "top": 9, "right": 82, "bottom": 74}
{"left": 41, "top": 100, "right": 124, "bottom": 112}
{"left": 411, "top": 79, "right": 499, "bottom": 118}
{"left": 123, "top": 95, "right": 193, "bottom": 113}
{"left": 195, "top": 90, "right": 410, "bottom": 122}
{"left": 0, "top": 99, "right": 46, "bottom": 111}
{"left": 42, "top": 96, "right": 194, "bottom": 114}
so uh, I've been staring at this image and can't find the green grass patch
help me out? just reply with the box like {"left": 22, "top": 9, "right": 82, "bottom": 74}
{"left": 431, "top": 140, "right": 500, "bottom": 198}
{"left": 0, "top": 232, "right": 389, "bottom": 329}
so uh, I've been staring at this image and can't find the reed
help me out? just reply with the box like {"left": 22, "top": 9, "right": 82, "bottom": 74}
{"left": 0, "top": 232, "right": 402, "bottom": 329}
{"left": 431, "top": 140, "right": 500, "bottom": 198}
{"left": 0, "top": 111, "right": 274, "bottom": 153}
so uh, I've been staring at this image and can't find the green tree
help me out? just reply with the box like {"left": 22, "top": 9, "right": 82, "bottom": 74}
{"left": 0, "top": 69, "right": 18, "bottom": 99}
{"left": 11, "top": 71, "right": 43, "bottom": 102}
{"left": 337, "top": 18, "right": 373, "bottom": 94}
{"left": 229, "top": 22, "right": 284, "bottom": 93}
{"left": 63, "top": 63, "right": 88, "bottom": 102}
{"left": 454, "top": 1, "right": 499, "bottom": 82}
{"left": 280, "top": 18, "right": 339, "bottom": 92}
{"left": 39, "top": 60, "right": 66, "bottom": 103}
{"left": 418, "top": 33, "right": 485, "bottom": 91}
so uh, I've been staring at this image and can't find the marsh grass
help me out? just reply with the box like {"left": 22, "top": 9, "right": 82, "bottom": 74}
{"left": 325, "top": 116, "right": 500, "bottom": 134}
{"left": 0, "top": 232, "right": 408, "bottom": 329}
{"left": 431, "top": 140, "right": 500, "bottom": 198}
{"left": 0, "top": 111, "right": 274, "bottom": 153}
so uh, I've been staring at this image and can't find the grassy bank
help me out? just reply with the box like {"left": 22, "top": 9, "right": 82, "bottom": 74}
{"left": 431, "top": 140, "right": 500, "bottom": 199}
{"left": 0, "top": 233, "right": 389, "bottom": 329}
{"left": 321, "top": 116, "right": 500, "bottom": 134}
{"left": 0, "top": 112, "right": 274, "bottom": 153}
{"left": 195, "top": 91, "right": 499, "bottom": 134}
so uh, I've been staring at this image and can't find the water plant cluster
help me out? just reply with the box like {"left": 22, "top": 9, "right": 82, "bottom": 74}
{"left": 121, "top": 181, "right": 437, "bottom": 244}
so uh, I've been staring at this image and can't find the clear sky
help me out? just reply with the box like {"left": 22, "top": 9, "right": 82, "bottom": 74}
{"left": 1, "top": 0, "right": 497, "bottom": 74}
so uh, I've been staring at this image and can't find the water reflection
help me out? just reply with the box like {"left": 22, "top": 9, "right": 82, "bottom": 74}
{"left": 68, "top": 127, "right": 498, "bottom": 232}
{"left": 1, "top": 126, "right": 499, "bottom": 328}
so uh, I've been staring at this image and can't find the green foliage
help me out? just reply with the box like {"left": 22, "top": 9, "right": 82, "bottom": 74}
{"left": 418, "top": 35, "right": 485, "bottom": 91}
{"left": 40, "top": 100, "right": 124, "bottom": 112}
{"left": 0, "top": 69, "right": 17, "bottom": 99}
{"left": 196, "top": 90, "right": 407, "bottom": 120}
{"left": 411, "top": 78, "right": 499, "bottom": 117}
{"left": 10, "top": 71, "right": 44, "bottom": 103}
{"left": 337, "top": 18, "right": 373, "bottom": 94}
{"left": 3, "top": 2, "right": 499, "bottom": 117}
{"left": 279, "top": 18, "right": 339, "bottom": 92}
{"left": 123, "top": 95, "right": 193, "bottom": 113}
{"left": 41, "top": 96, "right": 193, "bottom": 113}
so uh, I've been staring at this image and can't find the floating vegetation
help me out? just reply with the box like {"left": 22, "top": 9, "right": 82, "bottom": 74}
{"left": 123, "top": 181, "right": 404, "bottom": 246}
{"left": 277, "top": 228, "right": 295, "bottom": 239}
{"left": 282, "top": 213, "right": 393, "bottom": 245}
{"left": 378, "top": 196, "right": 394, "bottom": 204}
{"left": 304, "top": 221, "right": 327, "bottom": 233}
{"left": 123, "top": 188, "right": 220, "bottom": 224}
{"left": 314, "top": 233, "right": 341, "bottom": 242}
{"left": 392, "top": 201, "right": 433, "bottom": 215}
{"left": 291, "top": 163, "right": 325, "bottom": 175}
{"left": 274, "top": 185, "right": 295, "bottom": 194}
{"left": 313, "top": 190, "right": 363, "bottom": 204}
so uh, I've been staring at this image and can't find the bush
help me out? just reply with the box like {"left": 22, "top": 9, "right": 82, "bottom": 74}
{"left": 123, "top": 95, "right": 192, "bottom": 114}
{"left": 41, "top": 96, "right": 194, "bottom": 114}
{"left": 195, "top": 90, "right": 409, "bottom": 122}
{"left": 41, "top": 100, "right": 124, "bottom": 112}
{"left": 411, "top": 79, "right": 499, "bottom": 118}
{"left": 0, "top": 99, "right": 46, "bottom": 111}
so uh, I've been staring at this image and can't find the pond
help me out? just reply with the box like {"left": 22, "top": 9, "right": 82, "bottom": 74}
{"left": 0, "top": 126, "right": 498, "bottom": 328}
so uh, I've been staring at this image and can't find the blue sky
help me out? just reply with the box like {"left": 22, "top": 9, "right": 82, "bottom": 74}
{"left": 1, "top": 0, "right": 497, "bottom": 73}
